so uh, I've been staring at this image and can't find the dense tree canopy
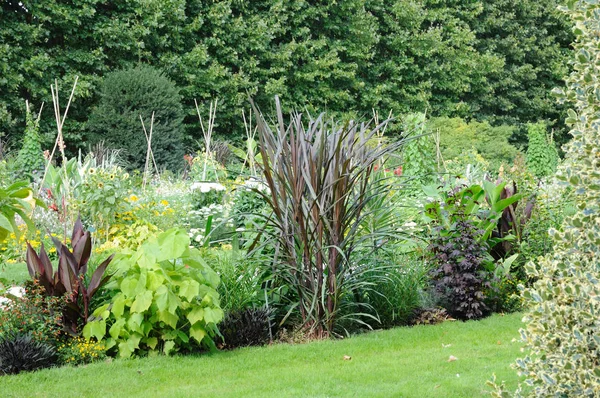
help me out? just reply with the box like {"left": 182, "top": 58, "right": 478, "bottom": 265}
{"left": 0, "top": 0, "right": 573, "bottom": 156}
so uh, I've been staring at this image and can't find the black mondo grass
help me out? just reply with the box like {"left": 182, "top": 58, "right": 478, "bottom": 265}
{"left": 0, "top": 333, "right": 57, "bottom": 375}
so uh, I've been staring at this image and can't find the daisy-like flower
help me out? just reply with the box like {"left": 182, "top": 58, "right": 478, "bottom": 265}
{"left": 88, "top": 168, "right": 96, "bottom": 175}
{"left": 98, "top": 182, "right": 104, "bottom": 188}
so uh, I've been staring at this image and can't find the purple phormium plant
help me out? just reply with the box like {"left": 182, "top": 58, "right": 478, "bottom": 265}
{"left": 250, "top": 96, "right": 410, "bottom": 337}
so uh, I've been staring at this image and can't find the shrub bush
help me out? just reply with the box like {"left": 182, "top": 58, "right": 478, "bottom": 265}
{"left": 428, "top": 218, "right": 491, "bottom": 320}
{"left": 0, "top": 333, "right": 57, "bottom": 375}
{"left": 363, "top": 255, "right": 429, "bottom": 328}
{"left": 16, "top": 107, "right": 44, "bottom": 179}
{"left": 429, "top": 117, "right": 518, "bottom": 172}
{"left": 0, "top": 281, "right": 64, "bottom": 345}
{"left": 491, "top": 2, "right": 600, "bottom": 395}
{"left": 86, "top": 65, "right": 184, "bottom": 171}
{"left": 525, "top": 122, "right": 559, "bottom": 179}
{"left": 84, "top": 228, "right": 224, "bottom": 358}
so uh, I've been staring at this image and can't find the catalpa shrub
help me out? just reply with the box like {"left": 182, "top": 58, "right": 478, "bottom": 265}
{"left": 83, "top": 228, "right": 223, "bottom": 358}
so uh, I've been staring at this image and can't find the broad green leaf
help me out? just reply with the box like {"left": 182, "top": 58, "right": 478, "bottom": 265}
{"left": 203, "top": 307, "right": 224, "bottom": 324}
{"left": 147, "top": 270, "right": 165, "bottom": 291}
{"left": 186, "top": 307, "right": 205, "bottom": 325}
{"left": 127, "top": 313, "right": 144, "bottom": 333}
{"left": 155, "top": 285, "right": 169, "bottom": 311}
{"left": 155, "top": 228, "right": 190, "bottom": 261}
{"left": 83, "top": 320, "right": 106, "bottom": 341}
{"left": 120, "top": 277, "right": 138, "bottom": 298}
{"left": 179, "top": 279, "right": 200, "bottom": 302}
{"left": 109, "top": 319, "right": 126, "bottom": 339}
{"left": 131, "top": 290, "right": 153, "bottom": 313}
{"left": 158, "top": 310, "right": 178, "bottom": 329}
{"left": 189, "top": 323, "right": 207, "bottom": 343}
{"left": 112, "top": 294, "right": 126, "bottom": 318}
{"left": 163, "top": 340, "right": 175, "bottom": 355}
{"left": 145, "top": 337, "right": 158, "bottom": 350}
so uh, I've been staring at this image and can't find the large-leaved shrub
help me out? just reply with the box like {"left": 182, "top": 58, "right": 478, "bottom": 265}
{"left": 84, "top": 228, "right": 223, "bottom": 357}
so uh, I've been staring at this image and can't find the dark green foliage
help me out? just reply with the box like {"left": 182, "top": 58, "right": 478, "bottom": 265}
{"left": 467, "top": 0, "right": 573, "bottom": 145}
{"left": 429, "top": 218, "right": 491, "bottom": 320}
{"left": 219, "top": 308, "right": 271, "bottom": 348}
{"left": 16, "top": 107, "right": 44, "bottom": 178}
{"left": 87, "top": 65, "right": 184, "bottom": 170}
{"left": 525, "top": 122, "right": 558, "bottom": 178}
{"left": 0, "top": 333, "right": 57, "bottom": 375}
{"left": 429, "top": 117, "right": 518, "bottom": 172}
{"left": 0, "top": 1, "right": 571, "bottom": 149}
{"left": 25, "top": 217, "right": 113, "bottom": 334}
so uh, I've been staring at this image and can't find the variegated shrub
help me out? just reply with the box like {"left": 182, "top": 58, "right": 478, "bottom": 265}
{"left": 491, "top": 1, "right": 600, "bottom": 396}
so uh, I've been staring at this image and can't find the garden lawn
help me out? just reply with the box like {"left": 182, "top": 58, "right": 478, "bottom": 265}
{"left": 0, "top": 262, "right": 28, "bottom": 284}
{"left": 1, "top": 313, "right": 523, "bottom": 398}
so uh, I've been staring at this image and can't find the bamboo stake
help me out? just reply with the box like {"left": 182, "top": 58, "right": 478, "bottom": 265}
{"left": 141, "top": 112, "right": 157, "bottom": 190}
{"left": 39, "top": 76, "right": 78, "bottom": 194}
{"left": 195, "top": 98, "right": 218, "bottom": 181}
{"left": 242, "top": 108, "right": 258, "bottom": 176}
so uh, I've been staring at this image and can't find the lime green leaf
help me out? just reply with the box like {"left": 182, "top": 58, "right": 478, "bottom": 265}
{"left": 158, "top": 310, "right": 178, "bottom": 329}
{"left": 131, "top": 290, "right": 153, "bottom": 313}
{"left": 145, "top": 337, "right": 158, "bottom": 349}
{"left": 186, "top": 307, "right": 205, "bottom": 325}
{"left": 179, "top": 279, "right": 200, "bottom": 302}
{"left": 189, "top": 323, "right": 207, "bottom": 343}
{"left": 83, "top": 320, "right": 106, "bottom": 341}
{"left": 112, "top": 294, "right": 126, "bottom": 318}
{"left": 163, "top": 340, "right": 175, "bottom": 355}
{"left": 127, "top": 313, "right": 144, "bottom": 333}
{"left": 203, "top": 307, "right": 224, "bottom": 324}
{"left": 109, "top": 319, "right": 126, "bottom": 339}
{"left": 156, "top": 228, "right": 190, "bottom": 261}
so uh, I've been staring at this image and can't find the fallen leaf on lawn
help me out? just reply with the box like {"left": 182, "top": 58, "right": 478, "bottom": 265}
{"left": 497, "top": 341, "right": 502, "bottom": 345}
{"left": 448, "top": 355, "right": 458, "bottom": 362}
{"left": 343, "top": 355, "right": 352, "bottom": 361}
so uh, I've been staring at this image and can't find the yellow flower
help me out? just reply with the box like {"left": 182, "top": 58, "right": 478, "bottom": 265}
{"left": 88, "top": 168, "right": 96, "bottom": 175}
{"left": 98, "top": 182, "right": 104, "bottom": 189}
{"left": 160, "top": 199, "right": 169, "bottom": 206}
{"left": 129, "top": 194, "right": 139, "bottom": 202}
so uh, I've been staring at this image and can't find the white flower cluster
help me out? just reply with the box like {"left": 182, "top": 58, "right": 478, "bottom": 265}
{"left": 0, "top": 286, "right": 25, "bottom": 310}
{"left": 190, "top": 182, "right": 226, "bottom": 193}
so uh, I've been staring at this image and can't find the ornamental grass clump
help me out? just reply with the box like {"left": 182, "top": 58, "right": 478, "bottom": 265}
{"left": 490, "top": 1, "right": 600, "bottom": 395}
{"left": 251, "top": 96, "right": 407, "bottom": 337}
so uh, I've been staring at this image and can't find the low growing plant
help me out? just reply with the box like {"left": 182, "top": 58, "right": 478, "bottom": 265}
{"left": 219, "top": 307, "right": 271, "bottom": 349}
{"left": 0, "top": 333, "right": 57, "bottom": 375}
{"left": 84, "top": 228, "right": 224, "bottom": 358}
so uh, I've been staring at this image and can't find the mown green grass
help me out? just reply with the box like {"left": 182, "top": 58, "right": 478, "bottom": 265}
{"left": 0, "top": 261, "right": 28, "bottom": 285}
{"left": 2, "top": 313, "right": 523, "bottom": 397}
